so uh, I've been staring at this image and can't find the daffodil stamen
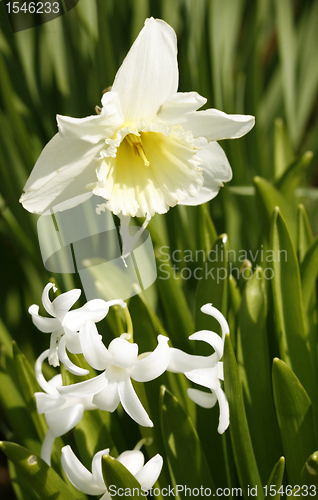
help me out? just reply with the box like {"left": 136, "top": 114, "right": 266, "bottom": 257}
{"left": 125, "top": 133, "right": 150, "bottom": 166}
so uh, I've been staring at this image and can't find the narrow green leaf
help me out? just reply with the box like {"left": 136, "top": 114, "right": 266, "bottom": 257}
{"left": 266, "top": 457, "right": 285, "bottom": 500}
{"left": 272, "top": 358, "right": 317, "bottom": 484}
{"left": 297, "top": 204, "right": 313, "bottom": 263}
{"left": 195, "top": 234, "right": 229, "bottom": 332}
{"left": 0, "top": 442, "right": 80, "bottom": 500}
{"left": 102, "top": 454, "right": 143, "bottom": 499}
{"left": 223, "top": 334, "right": 264, "bottom": 498}
{"left": 302, "top": 451, "right": 318, "bottom": 487}
{"left": 275, "top": 151, "right": 313, "bottom": 200}
{"left": 156, "top": 255, "right": 194, "bottom": 353}
{"left": 300, "top": 235, "right": 318, "bottom": 312}
{"left": 270, "top": 208, "right": 316, "bottom": 403}
{"left": 254, "top": 176, "right": 296, "bottom": 242}
{"left": 160, "top": 386, "right": 215, "bottom": 496}
{"left": 12, "top": 342, "right": 47, "bottom": 442}
{"left": 237, "top": 267, "right": 282, "bottom": 482}
{"left": 273, "top": 117, "right": 294, "bottom": 179}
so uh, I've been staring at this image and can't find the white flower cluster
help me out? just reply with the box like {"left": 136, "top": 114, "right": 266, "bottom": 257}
{"left": 31, "top": 283, "right": 229, "bottom": 496}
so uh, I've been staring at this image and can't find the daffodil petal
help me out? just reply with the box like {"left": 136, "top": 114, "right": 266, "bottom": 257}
{"left": 130, "top": 335, "right": 170, "bottom": 382}
{"left": 179, "top": 140, "right": 232, "bottom": 206}
{"left": 180, "top": 108, "right": 255, "bottom": 141}
{"left": 112, "top": 18, "right": 178, "bottom": 122}
{"left": 118, "top": 378, "right": 153, "bottom": 427}
{"left": 117, "top": 450, "right": 145, "bottom": 475}
{"left": 57, "top": 93, "right": 123, "bottom": 144}
{"left": 45, "top": 404, "right": 84, "bottom": 437}
{"left": 134, "top": 454, "right": 163, "bottom": 490}
{"left": 79, "top": 321, "right": 112, "bottom": 371}
{"left": 157, "top": 92, "right": 207, "bottom": 124}
{"left": 59, "top": 371, "right": 108, "bottom": 398}
{"left": 61, "top": 445, "right": 106, "bottom": 495}
{"left": 20, "top": 133, "right": 102, "bottom": 214}
{"left": 93, "top": 380, "right": 120, "bottom": 412}
{"left": 187, "top": 388, "right": 217, "bottom": 408}
{"left": 95, "top": 127, "right": 202, "bottom": 217}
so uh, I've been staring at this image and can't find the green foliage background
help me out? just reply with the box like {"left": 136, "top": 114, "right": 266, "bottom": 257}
{"left": 1, "top": 0, "right": 318, "bottom": 498}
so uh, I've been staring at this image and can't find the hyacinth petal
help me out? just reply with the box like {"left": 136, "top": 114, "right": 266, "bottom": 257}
{"left": 118, "top": 378, "right": 153, "bottom": 427}
{"left": 41, "top": 430, "right": 55, "bottom": 466}
{"left": 57, "top": 92, "right": 123, "bottom": 144}
{"left": 157, "top": 92, "right": 207, "bottom": 124}
{"left": 28, "top": 305, "right": 60, "bottom": 333}
{"left": 20, "top": 133, "right": 103, "bottom": 214}
{"left": 61, "top": 445, "right": 106, "bottom": 495}
{"left": 112, "top": 18, "right": 178, "bottom": 122}
{"left": 180, "top": 108, "right": 255, "bottom": 141}
{"left": 59, "top": 371, "right": 108, "bottom": 398}
{"left": 45, "top": 404, "right": 84, "bottom": 437}
{"left": 189, "top": 330, "right": 224, "bottom": 360}
{"left": 179, "top": 140, "right": 232, "bottom": 206}
{"left": 108, "top": 338, "right": 138, "bottom": 369}
{"left": 134, "top": 454, "right": 163, "bottom": 489}
{"left": 117, "top": 450, "right": 145, "bottom": 475}
{"left": 200, "top": 303, "right": 230, "bottom": 341}
{"left": 41, "top": 283, "right": 57, "bottom": 317}
{"left": 79, "top": 321, "right": 112, "bottom": 371}
{"left": 58, "top": 336, "right": 90, "bottom": 376}
{"left": 52, "top": 288, "right": 81, "bottom": 319}
{"left": 34, "top": 392, "right": 65, "bottom": 414}
{"left": 35, "top": 350, "right": 57, "bottom": 395}
{"left": 187, "top": 388, "right": 217, "bottom": 408}
{"left": 167, "top": 347, "right": 212, "bottom": 373}
{"left": 130, "top": 335, "right": 170, "bottom": 382}
{"left": 92, "top": 449, "right": 110, "bottom": 489}
{"left": 214, "top": 385, "right": 230, "bottom": 433}
{"left": 93, "top": 380, "right": 120, "bottom": 412}
{"left": 64, "top": 298, "right": 126, "bottom": 332}
{"left": 185, "top": 367, "right": 219, "bottom": 389}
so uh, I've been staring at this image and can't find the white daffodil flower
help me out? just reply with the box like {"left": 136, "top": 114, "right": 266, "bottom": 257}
{"left": 61, "top": 444, "right": 163, "bottom": 499}
{"left": 167, "top": 304, "right": 230, "bottom": 433}
{"left": 20, "top": 17, "right": 254, "bottom": 218}
{"left": 34, "top": 349, "right": 98, "bottom": 465}
{"left": 29, "top": 282, "right": 125, "bottom": 374}
{"left": 59, "top": 322, "right": 170, "bottom": 427}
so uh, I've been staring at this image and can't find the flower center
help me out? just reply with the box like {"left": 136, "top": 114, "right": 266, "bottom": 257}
{"left": 125, "top": 133, "right": 150, "bottom": 166}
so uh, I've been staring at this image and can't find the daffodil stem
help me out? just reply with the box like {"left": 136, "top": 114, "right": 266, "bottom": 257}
{"left": 124, "top": 306, "right": 134, "bottom": 342}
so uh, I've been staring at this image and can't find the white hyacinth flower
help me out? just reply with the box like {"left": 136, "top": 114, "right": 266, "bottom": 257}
{"left": 34, "top": 349, "right": 98, "bottom": 465}
{"left": 29, "top": 282, "right": 125, "bottom": 374}
{"left": 20, "top": 17, "right": 254, "bottom": 218}
{"left": 59, "top": 322, "right": 170, "bottom": 427}
{"left": 167, "top": 304, "right": 230, "bottom": 433}
{"left": 61, "top": 444, "right": 163, "bottom": 499}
